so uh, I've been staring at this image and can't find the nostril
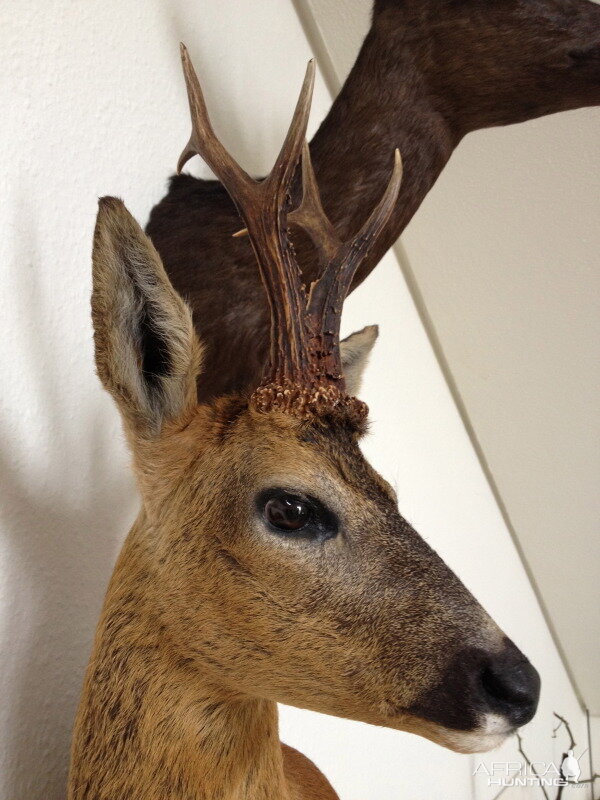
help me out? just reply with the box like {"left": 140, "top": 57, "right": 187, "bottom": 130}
{"left": 481, "top": 654, "right": 541, "bottom": 726}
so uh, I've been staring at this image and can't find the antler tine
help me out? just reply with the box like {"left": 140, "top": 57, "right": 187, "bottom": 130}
{"left": 179, "top": 45, "right": 314, "bottom": 229}
{"left": 308, "top": 149, "right": 403, "bottom": 331}
{"left": 342, "top": 147, "right": 403, "bottom": 279}
{"left": 267, "top": 61, "right": 316, "bottom": 199}
{"left": 289, "top": 141, "right": 341, "bottom": 263}
{"left": 177, "top": 43, "right": 253, "bottom": 202}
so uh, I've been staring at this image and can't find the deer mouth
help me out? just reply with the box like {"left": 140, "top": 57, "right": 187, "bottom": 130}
{"left": 424, "top": 715, "right": 516, "bottom": 755}
{"left": 378, "top": 702, "right": 516, "bottom": 754}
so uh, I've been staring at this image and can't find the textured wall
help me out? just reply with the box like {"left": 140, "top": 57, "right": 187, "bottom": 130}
{"left": 0, "top": 1, "right": 591, "bottom": 799}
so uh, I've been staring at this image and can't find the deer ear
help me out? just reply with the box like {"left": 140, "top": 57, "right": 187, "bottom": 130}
{"left": 91, "top": 197, "right": 202, "bottom": 438}
{"left": 340, "top": 325, "right": 378, "bottom": 396}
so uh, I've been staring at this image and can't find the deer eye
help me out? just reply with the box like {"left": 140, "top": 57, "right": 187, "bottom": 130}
{"left": 264, "top": 494, "right": 310, "bottom": 531}
{"left": 257, "top": 489, "right": 338, "bottom": 541}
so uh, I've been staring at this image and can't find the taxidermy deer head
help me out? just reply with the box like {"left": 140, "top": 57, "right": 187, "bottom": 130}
{"left": 70, "top": 46, "right": 540, "bottom": 799}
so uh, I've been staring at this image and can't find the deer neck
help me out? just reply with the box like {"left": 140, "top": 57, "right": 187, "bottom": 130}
{"left": 69, "top": 515, "right": 291, "bottom": 800}
{"left": 308, "top": 0, "right": 600, "bottom": 286}
{"left": 306, "top": 21, "right": 458, "bottom": 287}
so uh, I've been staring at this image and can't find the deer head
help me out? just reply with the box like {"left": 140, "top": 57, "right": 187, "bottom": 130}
{"left": 90, "top": 46, "right": 540, "bottom": 755}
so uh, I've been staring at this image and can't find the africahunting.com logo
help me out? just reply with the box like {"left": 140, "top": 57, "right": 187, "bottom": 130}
{"left": 473, "top": 749, "right": 586, "bottom": 789}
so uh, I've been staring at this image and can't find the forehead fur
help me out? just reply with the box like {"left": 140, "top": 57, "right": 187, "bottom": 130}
{"left": 196, "top": 396, "right": 395, "bottom": 506}
{"left": 148, "top": 394, "right": 387, "bottom": 511}
{"left": 213, "top": 396, "right": 368, "bottom": 440}
{"left": 212, "top": 398, "right": 371, "bottom": 466}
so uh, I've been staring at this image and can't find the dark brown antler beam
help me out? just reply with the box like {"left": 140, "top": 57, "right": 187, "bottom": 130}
{"left": 147, "top": 0, "right": 600, "bottom": 403}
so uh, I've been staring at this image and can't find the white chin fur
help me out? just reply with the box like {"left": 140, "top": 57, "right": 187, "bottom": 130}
{"left": 440, "top": 714, "right": 513, "bottom": 754}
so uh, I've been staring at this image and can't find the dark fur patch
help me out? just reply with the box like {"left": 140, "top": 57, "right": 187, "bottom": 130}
{"left": 299, "top": 411, "right": 367, "bottom": 443}
{"left": 139, "top": 301, "right": 172, "bottom": 388}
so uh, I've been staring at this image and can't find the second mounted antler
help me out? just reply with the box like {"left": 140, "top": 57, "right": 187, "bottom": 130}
{"left": 178, "top": 44, "right": 402, "bottom": 419}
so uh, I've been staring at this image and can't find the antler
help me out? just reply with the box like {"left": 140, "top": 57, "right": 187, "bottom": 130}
{"left": 178, "top": 43, "right": 402, "bottom": 420}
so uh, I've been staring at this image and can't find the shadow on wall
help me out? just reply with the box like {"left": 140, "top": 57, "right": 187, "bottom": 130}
{"left": 0, "top": 191, "right": 138, "bottom": 799}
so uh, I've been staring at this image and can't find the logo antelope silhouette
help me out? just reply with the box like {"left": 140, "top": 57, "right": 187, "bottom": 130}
{"left": 69, "top": 46, "right": 540, "bottom": 800}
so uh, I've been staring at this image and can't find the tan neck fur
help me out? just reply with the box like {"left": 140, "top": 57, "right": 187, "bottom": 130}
{"left": 68, "top": 514, "right": 292, "bottom": 800}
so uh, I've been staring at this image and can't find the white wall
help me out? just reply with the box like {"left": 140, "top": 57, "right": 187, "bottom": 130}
{"left": 0, "top": 1, "right": 591, "bottom": 799}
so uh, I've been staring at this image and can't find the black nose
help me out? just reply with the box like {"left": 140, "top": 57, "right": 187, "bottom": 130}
{"left": 481, "top": 640, "right": 540, "bottom": 727}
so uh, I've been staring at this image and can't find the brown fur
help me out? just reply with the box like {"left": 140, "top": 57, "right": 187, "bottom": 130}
{"left": 70, "top": 199, "right": 536, "bottom": 798}
{"left": 146, "top": 0, "right": 600, "bottom": 403}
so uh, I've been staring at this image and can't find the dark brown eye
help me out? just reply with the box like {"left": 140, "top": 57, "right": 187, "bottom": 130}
{"left": 256, "top": 489, "right": 339, "bottom": 542}
{"left": 264, "top": 495, "right": 310, "bottom": 531}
